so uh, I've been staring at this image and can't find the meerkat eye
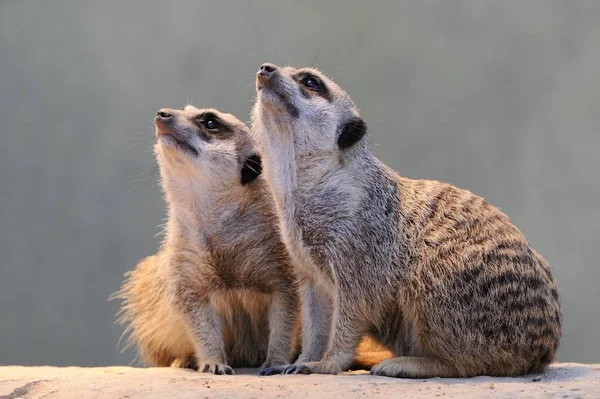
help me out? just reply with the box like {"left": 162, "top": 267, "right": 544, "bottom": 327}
{"left": 302, "top": 76, "right": 321, "bottom": 92}
{"left": 201, "top": 118, "right": 221, "bottom": 132}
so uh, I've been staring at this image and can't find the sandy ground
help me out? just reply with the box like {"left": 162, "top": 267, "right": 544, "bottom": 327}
{"left": 0, "top": 363, "right": 598, "bottom": 399}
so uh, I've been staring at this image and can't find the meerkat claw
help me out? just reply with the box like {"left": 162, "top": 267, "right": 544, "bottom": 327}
{"left": 283, "top": 365, "right": 298, "bottom": 374}
{"left": 260, "top": 365, "right": 287, "bottom": 376}
{"left": 292, "top": 365, "right": 312, "bottom": 375}
{"left": 201, "top": 363, "right": 235, "bottom": 375}
{"left": 281, "top": 364, "right": 311, "bottom": 375}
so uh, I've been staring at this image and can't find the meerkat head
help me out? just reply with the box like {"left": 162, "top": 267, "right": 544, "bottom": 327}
{"left": 154, "top": 106, "right": 261, "bottom": 186}
{"left": 252, "top": 63, "right": 367, "bottom": 154}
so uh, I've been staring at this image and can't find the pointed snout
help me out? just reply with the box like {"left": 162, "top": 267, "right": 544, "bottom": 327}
{"left": 256, "top": 63, "right": 278, "bottom": 88}
{"left": 155, "top": 108, "right": 178, "bottom": 136}
{"left": 155, "top": 108, "right": 176, "bottom": 123}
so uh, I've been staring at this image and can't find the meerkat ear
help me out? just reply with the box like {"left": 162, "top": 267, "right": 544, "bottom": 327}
{"left": 240, "top": 154, "right": 262, "bottom": 185}
{"left": 338, "top": 117, "right": 367, "bottom": 149}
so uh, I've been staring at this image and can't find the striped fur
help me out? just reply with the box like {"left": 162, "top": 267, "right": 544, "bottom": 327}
{"left": 252, "top": 64, "right": 561, "bottom": 378}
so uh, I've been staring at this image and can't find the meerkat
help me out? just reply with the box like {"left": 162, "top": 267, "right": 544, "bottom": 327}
{"left": 253, "top": 63, "right": 562, "bottom": 378}
{"left": 113, "top": 106, "right": 301, "bottom": 374}
{"left": 112, "top": 106, "right": 386, "bottom": 374}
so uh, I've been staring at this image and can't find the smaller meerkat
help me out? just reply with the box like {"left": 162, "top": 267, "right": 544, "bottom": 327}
{"left": 253, "top": 63, "right": 562, "bottom": 378}
{"left": 113, "top": 107, "right": 300, "bottom": 374}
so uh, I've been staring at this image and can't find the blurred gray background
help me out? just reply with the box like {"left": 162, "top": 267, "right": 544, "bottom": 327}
{"left": 0, "top": 0, "right": 598, "bottom": 366}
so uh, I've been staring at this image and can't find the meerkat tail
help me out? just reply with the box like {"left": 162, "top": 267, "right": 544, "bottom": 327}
{"left": 348, "top": 350, "right": 394, "bottom": 371}
{"left": 347, "top": 336, "right": 394, "bottom": 371}
{"left": 370, "top": 357, "right": 459, "bottom": 378}
{"left": 170, "top": 356, "right": 199, "bottom": 370}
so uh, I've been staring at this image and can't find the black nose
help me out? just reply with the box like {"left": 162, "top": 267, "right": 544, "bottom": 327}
{"left": 257, "top": 63, "right": 277, "bottom": 78}
{"left": 260, "top": 63, "right": 277, "bottom": 73}
{"left": 156, "top": 109, "right": 172, "bottom": 121}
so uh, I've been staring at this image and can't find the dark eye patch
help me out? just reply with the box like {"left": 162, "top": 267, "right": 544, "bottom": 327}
{"left": 295, "top": 72, "right": 332, "bottom": 102}
{"left": 301, "top": 75, "right": 321, "bottom": 91}
{"left": 203, "top": 118, "right": 220, "bottom": 130}
{"left": 194, "top": 112, "right": 232, "bottom": 135}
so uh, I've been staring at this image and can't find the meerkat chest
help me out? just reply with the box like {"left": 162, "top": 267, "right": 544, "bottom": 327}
{"left": 295, "top": 165, "right": 362, "bottom": 234}
{"left": 296, "top": 160, "right": 361, "bottom": 209}
{"left": 288, "top": 167, "right": 365, "bottom": 279}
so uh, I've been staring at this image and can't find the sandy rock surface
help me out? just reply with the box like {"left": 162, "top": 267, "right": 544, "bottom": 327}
{"left": 0, "top": 363, "right": 598, "bottom": 398}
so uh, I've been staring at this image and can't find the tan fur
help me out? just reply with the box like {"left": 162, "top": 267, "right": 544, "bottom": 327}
{"left": 113, "top": 255, "right": 194, "bottom": 367}
{"left": 113, "top": 107, "right": 300, "bottom": 374}
{"left": 114, "top": 255, "right": 284, "bottom": 369}
{"left": 114, "top": 255, "right": 382, "bottom": 370}
{"left": 252, "top": 64, "right": 562, "bottom": 378}
{"left": 114, "top": 255, "right": 386, "bottom": 371}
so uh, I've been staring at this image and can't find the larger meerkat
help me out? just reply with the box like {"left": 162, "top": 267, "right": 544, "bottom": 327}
{"left": 114, "top": 106, "right": 300, "bottom": 374}
{"left": 253, "top": 63, "right": 562, "bottom": 378}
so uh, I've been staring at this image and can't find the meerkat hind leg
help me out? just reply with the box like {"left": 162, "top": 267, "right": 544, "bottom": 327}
{"left": 370, "top": 356, "right": 458, "bottom": 378}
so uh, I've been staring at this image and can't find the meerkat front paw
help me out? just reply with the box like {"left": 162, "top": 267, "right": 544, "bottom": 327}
{"left": 283, "top": 360, "right": 341, "bottom": 375}
{"left": 260, "top": 364, "right": 289, "bottom": 376}
{"left": 260, "top": 357, "right": 288, "bottom": 372}
{"left": 199, "top": 362, "right": 234, "bottom": 375}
